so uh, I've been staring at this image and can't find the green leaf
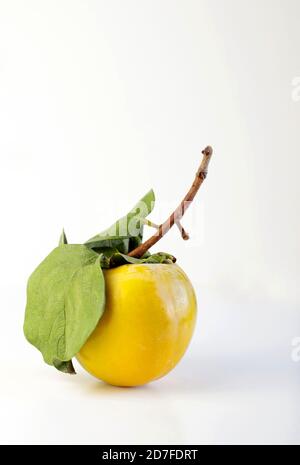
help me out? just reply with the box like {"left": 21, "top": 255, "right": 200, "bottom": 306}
{"left": 96, "top": 249, "right": 118, "bottom": 269}
{"left": 64, "top": 257, "right": 105, "bottom": 360}
{"left": 143, "top": 252, "right": 176, "bottom": 264}
{"left": 84, "top": 189, "right": 155, "bottom": 253}
{"left": 59, "top": 229, "right": 68, "bottom": 245}
{"left": 53, "top": 359, "right": 76, "bottom": 374}
{"left": 108, "top": 251, "right": 176, "bottom": 268}
{"left": 110, "top": 253, "right": 143, "bottom": 267}
{"left": 24, "top": 245, "right": 105, "bottom": 373}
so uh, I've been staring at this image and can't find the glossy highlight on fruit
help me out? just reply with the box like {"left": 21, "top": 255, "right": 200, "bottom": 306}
{"left": 77, "top": 263, "right": 197, "bottom": 387}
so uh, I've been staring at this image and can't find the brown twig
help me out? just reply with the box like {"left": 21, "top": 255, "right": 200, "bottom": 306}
{"left": 144, "top": 217, "right": 189, "bottom": 241}
{"left": 176, "top": 221, "right": 190, "bottom": 240}
{"left": 129, "top": 145, "right": 213, "bottom": 258}
{"left": 142, "top": 219, "right": 160, "bottom": 230}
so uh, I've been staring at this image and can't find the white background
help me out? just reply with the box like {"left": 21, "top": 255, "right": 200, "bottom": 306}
{"left": 0, "top": 0, "right": 299, "bottom": 445}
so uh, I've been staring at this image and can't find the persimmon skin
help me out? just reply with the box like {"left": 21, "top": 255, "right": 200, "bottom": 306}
{"left": 77, "top": 264, "right": 197, "bottom": 387}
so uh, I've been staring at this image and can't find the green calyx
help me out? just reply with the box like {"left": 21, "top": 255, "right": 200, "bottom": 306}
{"left": 24, "top": 189, "right": 175, "bottom": 375}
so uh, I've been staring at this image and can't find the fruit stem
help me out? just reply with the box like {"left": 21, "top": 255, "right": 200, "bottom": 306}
{"left": 129, "top": 145, "right": 213, "bottom": 258}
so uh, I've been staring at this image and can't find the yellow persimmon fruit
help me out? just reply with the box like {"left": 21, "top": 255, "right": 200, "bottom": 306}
{"left": 77, "top": 263, "right": 197, "bottom": 387}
